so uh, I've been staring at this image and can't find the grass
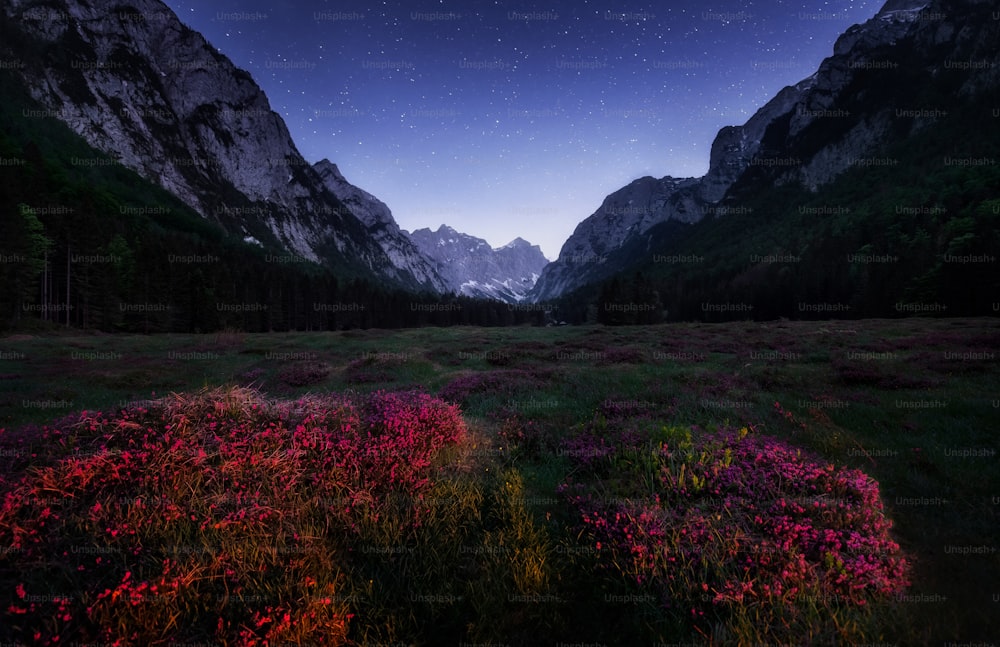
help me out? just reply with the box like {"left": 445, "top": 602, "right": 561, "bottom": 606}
{"left": 0, "top": 317, "right": 998, "bottom": 645}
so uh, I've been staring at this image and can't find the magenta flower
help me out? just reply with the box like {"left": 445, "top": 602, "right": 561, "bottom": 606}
{"left": 559, "top": 423, "right": 910, "bottom": 615}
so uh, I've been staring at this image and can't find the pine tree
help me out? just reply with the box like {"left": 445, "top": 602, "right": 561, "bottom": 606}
{"left": 0, "top": 204, "right": 52, "bottom": 326}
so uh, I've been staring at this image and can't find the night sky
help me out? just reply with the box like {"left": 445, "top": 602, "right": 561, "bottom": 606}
{"left": 160, "top": 0, "right": 884, "bottom": 260}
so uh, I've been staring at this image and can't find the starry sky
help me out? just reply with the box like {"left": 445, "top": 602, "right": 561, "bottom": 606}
{"left": 161, "top": 0, "right": 884, "bottom": 260}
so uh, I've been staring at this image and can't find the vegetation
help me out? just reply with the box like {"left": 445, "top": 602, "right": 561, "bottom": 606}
{"left": 1, "top": 318, "right": 997, "bottom": 644}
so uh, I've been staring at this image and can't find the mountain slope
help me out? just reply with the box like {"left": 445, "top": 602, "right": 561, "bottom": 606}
{"left": 409, "top": 225, "right": 549, "bottom": 302}
{"left": 529, "top": 176, "right": 702, "bottom": 301}
{"left": 531, "top": 0, "right": 990, "bottom": 303}
{"left": 313, "top": 160, "right": 450, "bottom": 293}
{"left": 0, "top": 66, "right": 556, "bottom": 332}
{"left": 545, "top": 0, "right": 1000, "bottom": 322}
{"left": 0, "top": 0, "right": 431, "bottom": 289}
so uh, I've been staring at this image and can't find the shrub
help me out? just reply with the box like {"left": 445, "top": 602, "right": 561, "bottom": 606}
{"left": 559, "top": 424, "right": 909, "bottom": 636}
{"left": 437, "top": 369, "right": 542, "bottom": 405}
{"left": 0, "top": 386, "right": 466, "bottom": 644}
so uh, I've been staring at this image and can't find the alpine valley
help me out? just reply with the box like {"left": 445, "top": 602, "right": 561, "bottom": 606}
{"left": 1, "top": 1, "right": 1000, "bottom": 644}
{"left": 1, "top": 0, "right": 999, "bottom": 332}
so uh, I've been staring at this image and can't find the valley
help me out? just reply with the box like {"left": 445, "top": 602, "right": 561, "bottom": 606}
{"left": 1, "top": 0, "right": 998, "bottom": 642}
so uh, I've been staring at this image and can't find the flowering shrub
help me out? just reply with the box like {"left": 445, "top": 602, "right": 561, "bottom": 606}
{"left": 558, "top": 415, "right": 683, "bottom": 477}
{"left": 0, "top": 387, "right": 465, "bottom": 644}
{"left": 357, "top": 390, "right": 467, "bottom": 494}
{"left": 559, "top": 423, "right": 909, "bottom": 620}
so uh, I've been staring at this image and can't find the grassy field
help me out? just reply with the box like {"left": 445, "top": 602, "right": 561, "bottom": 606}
{"left": 0, "top": 318, "right": 997, "bottom": 645}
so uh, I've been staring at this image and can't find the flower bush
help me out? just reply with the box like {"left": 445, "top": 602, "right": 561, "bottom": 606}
{"left": 0, "top": 386, "right": 465, "bottom": 645}
{"left": 559, "top": 423, "right": 909, "bottom": 620}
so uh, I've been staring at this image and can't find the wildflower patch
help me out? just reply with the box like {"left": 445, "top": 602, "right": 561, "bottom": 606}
{"left": 0, "top": 387, "right": 465, "bottom": 645}
{"left": 559, "top": 423, "right": 910, "bottom": 622}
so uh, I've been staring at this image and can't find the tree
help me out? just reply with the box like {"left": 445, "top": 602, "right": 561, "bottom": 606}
{"left": 0, "top": 204, "right": 52, "bottom": 326}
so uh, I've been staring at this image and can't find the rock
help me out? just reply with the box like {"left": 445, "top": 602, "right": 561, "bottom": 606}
{"left": 409, "top": 226, "right": 549, "bottom": 303}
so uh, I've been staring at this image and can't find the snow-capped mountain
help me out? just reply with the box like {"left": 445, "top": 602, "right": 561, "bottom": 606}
{"left": 314, "top": 161, "right": 550, "bottom": 301}
{"left": 409, "top": 225, "right": 549, "bottom": 303}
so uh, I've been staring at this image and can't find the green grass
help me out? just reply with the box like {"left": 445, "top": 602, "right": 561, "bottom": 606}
{"left": 1, "top": 317, "right": 998, "bottom": 644}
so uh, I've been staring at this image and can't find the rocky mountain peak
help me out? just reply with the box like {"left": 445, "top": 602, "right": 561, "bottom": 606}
{"left": 313, "top": 159, "right": 395, "bottom": 229}
{"left": 409, "top": 226, "right": 549, "bottom": 303}
{"left": 502, "top": 237, "right": 534, "bottom": 250}
{"left": 877, "top": 0, "right": 931, "bottom": 14}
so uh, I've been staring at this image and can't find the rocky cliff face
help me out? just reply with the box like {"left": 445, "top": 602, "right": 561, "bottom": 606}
{"left": 531, "top": 0, "right": 988, "bottom": 302}
{"left": 313, "top": 160, "right": 450, "bottom": 293}
{"left": 529, "top": 176, "right": 701, "bottom": 301}
{"left": 409, "top": 225, "right": 549, "bottom": 303}
{"left": 0, "top": 0, "right": 429, "bottom": 288}
{"left": 765, "top": 0, "right": 943, "bottom": 191}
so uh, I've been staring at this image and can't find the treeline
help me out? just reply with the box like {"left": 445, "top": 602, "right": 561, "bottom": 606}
{"left": 0, "top": 169, "right": 546, "bottom": 332}
{"left": 0, "top": 73, "right": 545, "bottom": 333}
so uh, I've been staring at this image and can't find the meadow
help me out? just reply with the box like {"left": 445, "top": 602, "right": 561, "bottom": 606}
{"left": 0, "top": 317, "right": 997, "bottom": 645}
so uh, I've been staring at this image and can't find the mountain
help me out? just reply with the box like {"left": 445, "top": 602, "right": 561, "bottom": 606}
{"left": 529, "top": 175, "right": 703, "bottom": 301}
{"left": 530, "top": 0, "right": 996, "bottom": 303}
{"left": 313, "top": 160, "right": 450, "bottom": 293}
{"left": 0, "top": 0, "right": 436, "bottom": 290}
{"left": 0, "top": 71, "right": 554, "bottom": 332}
{"left": 409, "top": 225, "right": 549, "bottom": 303}
{"left": 314, "top": 161, "right": 550, "bottom": 302}
{"left": 313, "top": 158, "right": 550, "bottom": 302}
{"left": 543, "top": 0, "right": 1000, "bottom": 320}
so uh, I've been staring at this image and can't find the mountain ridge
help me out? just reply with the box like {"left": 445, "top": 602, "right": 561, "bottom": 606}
{"left": 543, "top": 0, "right": 999, "bottom": 321}
{"left": 0, "top": 0, "right": 439, "bottom": 291}
{"left": 409, "top": 224, "right": 549, "bottom": 303}
{"left": 529, "top": 0, "right": 963, "bottom": 303}
{"left": 312, "top": 159, "right": 452, "bottom": 294}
